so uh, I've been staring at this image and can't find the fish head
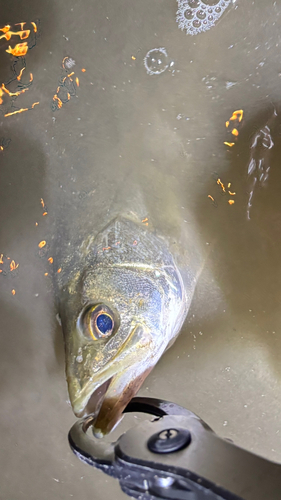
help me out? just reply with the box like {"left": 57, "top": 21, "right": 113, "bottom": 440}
{"left": 59, "top": 216, "right": 189, "bottom": 436}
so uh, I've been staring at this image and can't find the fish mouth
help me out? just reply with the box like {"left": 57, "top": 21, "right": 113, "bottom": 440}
{"left": 92, "top": 367, "right": 153, "bottom": 437}
{"left": 81, "top": 377, "right": 113, "bottom": 416}
{"left": 69, "top": 324, "right": 158, "bottom": 436}
{"left": 72, "top": 367, "right": 153, "bottom": 437}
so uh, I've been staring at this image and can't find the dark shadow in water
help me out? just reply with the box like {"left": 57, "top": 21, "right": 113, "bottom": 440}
{"left": 0, "top": 124, "right": 61, "bottom": 385}
{"left": 0, "top": 296, "right": 34, "bottom": 396}
{"left": 0, "top": 123, "right": 67, "bottom": 375}
{"left": 0, "top": 125, "right": 47, "bottom": 250}
{"left": 194, "top": 104, "right": 281, "bottom": 378}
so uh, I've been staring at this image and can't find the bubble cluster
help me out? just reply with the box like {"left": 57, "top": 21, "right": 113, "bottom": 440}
{"left": 144, "top": 48, "right": 169, "bottom": 76}
{"left": 176, "top": 0, "right": 232, "bottom": 35}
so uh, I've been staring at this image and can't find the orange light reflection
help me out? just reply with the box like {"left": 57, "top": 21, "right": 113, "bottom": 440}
{"left": 2, "top": 82, "right": 29, "bottom": 97}
{"left": 6, "top": 42, "right": 28, "bottom": 56}
{"left": 0, "top": 26, "right": 11, "bottom": 33}
{"left": 10, "top": 260, "right": 19, "bottom": 271}
{"left": 17, "top": 67, "right": 25, "bottom": 81}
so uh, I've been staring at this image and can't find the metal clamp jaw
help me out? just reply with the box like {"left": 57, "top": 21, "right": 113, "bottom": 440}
{"left": 68, "top": 397, "right": 281, "bottom": 500}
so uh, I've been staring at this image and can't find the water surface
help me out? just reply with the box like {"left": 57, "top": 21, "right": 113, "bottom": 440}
{"left": 1, "top": 1, "right": 281, "bottom": 498}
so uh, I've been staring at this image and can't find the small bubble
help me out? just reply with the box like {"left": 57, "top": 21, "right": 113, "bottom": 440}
{"left": 197, "top": 9, "right": 206, "bottom": 18}
{"left": 223, "top": 420, "right": 228, "bottom": 426}
{"left": 184, "top": 9, "right": 194, "bottom": 19}
{"left": 202, "top": 0, "right": 220, "bottom": 4}
{"left": 188, "top": 0, "right": 200, "bottom": 7}
{"left": 193, "top": 19, "right": 201, "bottom": 27}
{"left": 144, "top": 48, "right": 169, "bottom": 76}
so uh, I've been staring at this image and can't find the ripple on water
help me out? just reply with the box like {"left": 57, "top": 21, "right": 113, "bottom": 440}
{"left": 176, "top": 0, "right": 232, "bottom": 35}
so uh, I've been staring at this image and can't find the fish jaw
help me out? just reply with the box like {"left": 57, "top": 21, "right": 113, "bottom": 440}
{"left": 68, "top": 323, "right": 166, "bottom": 433}
{"left": 93, "top": 366, "right": 154, "bottom": 437}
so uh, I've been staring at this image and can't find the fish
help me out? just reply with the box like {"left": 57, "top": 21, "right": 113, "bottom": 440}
{"left": 56, "top": 174, "right": 204, "bottom": 436}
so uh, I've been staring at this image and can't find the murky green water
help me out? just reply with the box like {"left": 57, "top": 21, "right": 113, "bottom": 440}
{"left": 1, "top": 0, "right": 281, "bottom": 498}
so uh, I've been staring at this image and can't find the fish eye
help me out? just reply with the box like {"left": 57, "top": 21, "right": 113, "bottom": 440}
{"left": 80, "top": 304, "right": 116, "bottom": 341}
{"left": 95, "top": 312, "right": 113, "bottom": 337}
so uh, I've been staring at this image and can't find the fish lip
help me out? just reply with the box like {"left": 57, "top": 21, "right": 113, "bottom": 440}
{"left": 70, "top": 323, "right": 152, "bottom": 417}
{"left": 71, "top": 363, "right": 119, "bottom": 417}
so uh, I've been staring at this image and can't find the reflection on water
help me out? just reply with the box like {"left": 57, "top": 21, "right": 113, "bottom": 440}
{"left": 1, "top": 0, "right": 281, "bottom": 498}
{"left": 246, "top": 109, "right": 276, "bottom": 220}
{"left": 0, "top": 20, "right": 40, "bottom": 118}
{"left": 51, "top": 56, "right": 83, "bottom": 111}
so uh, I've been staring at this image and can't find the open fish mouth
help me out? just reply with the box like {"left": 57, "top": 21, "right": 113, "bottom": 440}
{"left": 81, "top": 377, "right": 113, "bottom": 417}
{"left": 71, "top": 366, "right": 153, "bottom": 437}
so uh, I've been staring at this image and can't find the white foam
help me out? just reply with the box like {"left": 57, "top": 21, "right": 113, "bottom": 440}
{"left": 176, "top": 0, "right": 232, "bottom": 36}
